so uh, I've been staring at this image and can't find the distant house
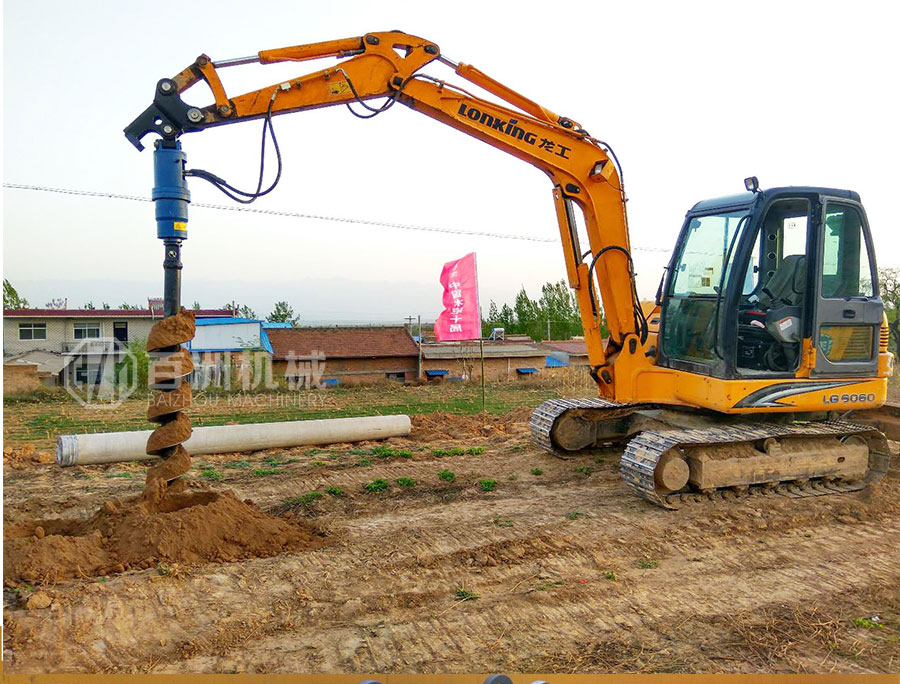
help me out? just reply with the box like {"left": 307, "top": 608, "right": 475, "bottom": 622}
{"left": 421, "top": 341, "right": 548, "bottom": 381}
{"left": 541, "top": 338, "right": 589, "bottom": 368}
{"left": 187, "top": 318, "right": 273, "bottom": 389}
{"left": 268, "top": 326, "right": 419, "bottom": 386}
{"left": 2, "top": 307, "right": 233, "bottom": 386}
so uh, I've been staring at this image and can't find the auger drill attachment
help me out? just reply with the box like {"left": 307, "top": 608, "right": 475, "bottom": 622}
{"left": 145, "top": 309, "right": 195, "bottom": 492}
{"left": 143, "top": 140, "right": 193, "bottom": 501}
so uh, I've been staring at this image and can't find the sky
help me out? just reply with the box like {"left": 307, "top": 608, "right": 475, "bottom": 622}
{"left": 3, "top": 1, "right": 899, "bottom": 324}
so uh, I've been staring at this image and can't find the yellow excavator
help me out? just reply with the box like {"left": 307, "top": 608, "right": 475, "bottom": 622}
{"left": 126, "top": 30, "right": 895, "bottom": 508}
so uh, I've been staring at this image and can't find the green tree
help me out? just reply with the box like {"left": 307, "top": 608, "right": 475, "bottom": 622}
{"left": 192, "top": 301, "right": 201, "bottom": 310}
{"left": 223, "top": 301, "right": 257, "bottom": 319}
{"left": 267, "top": 301, "right": 299, "bottom": 326}
{"left": 83, "top": 301, "right": 95, "bottom": 310}
{"left": 538, "top": 280, "right": 582, "bottom": 340}
{"left": 514, "top": 287, "right": 542, "bottom": 340}
{"left": 880, "top": 268, "right": 900, "bottom": 352}
{"left": 3, "top": 280, "right": 28, "bottom": 309}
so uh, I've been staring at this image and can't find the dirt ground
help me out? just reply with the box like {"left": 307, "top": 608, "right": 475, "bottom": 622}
{"left": 3, "top": 407, "right": 900, "bottom": 674}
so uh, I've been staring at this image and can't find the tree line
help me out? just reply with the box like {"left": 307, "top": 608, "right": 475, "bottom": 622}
{"left": 3, "top": 280, "right": 300, "bottom": 327}
{"left": 481, "top": 280, "right": 606, "bottom": 341}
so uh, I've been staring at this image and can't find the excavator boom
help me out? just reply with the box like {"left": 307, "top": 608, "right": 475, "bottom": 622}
{"left": 126, "top": 30, "right": 892, "bottom": 510}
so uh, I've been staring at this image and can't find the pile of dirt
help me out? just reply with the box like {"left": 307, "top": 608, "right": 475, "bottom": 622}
{"left": 3, "top": 488, "right": 325, "bottom": 585}
{"left": 3, "top": 444, "right": 54, "bottom": 469}
{"left": 410, "top": 408, "right": 532, "bottom": 443}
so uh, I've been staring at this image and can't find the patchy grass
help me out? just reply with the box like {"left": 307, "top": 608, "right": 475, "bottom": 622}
{"left": 226, "top": 460, "right": 252, "bottom": 469}
{"left": 492, "top": 515, "right": 513, "bottom": 528}
{"left": 530, "top": 468, "right": 544, "bottom": 475}
{"left": 373, "top": 445, "right": 413, "bottom": 459}
{"left": 455, "top": 588, "right": 478, "bottom": 601}
{"left": 636, "top": 558, "right": 659, "bottom": 569}
{"left": 603, "top": 570, "right": 617, "bottom": 581}
{"left": 395, "top": 476, "right": 417, "bottom": 488}
{"left": 852, "top": 616, "right": 884, "bottom": 630}
{"left": 325, "top": 486, "right": 344, "bottom": 497}
{"left": 535, "top": 579, "right": 564, "bottom": 591}
{"left": 478, "top": 479, "right": 498, "bottom": 492}
{"left": 284, "top": 492, "right": 324, "bottom": 506}
{"left": 104, "top": 472, "right": 133, "bottom": 479}
{"left": 357, "top": 458, "right": 372, "bottom": 467}
{"left": 575, "top": 465, "right": 593, "bottom": 475}
{"left": 467, "top": 446, "right": 485, "bottom": 455}
{"left": 364, "top": 478, "right": 389, "bottom": 493}
{"left": 437, "top": 469, "right": 456, "bottom": 482}
{"left": 200, "top": 469, "right": 223, "bottom": 481}
{"left": 565, "top": 511, "right": 582, "bottom": 520}
{"left": 251, "top": 468, "right": 280, "bottom": 477}
{"left": 310, "top": 460, "right": 327, "bottom": 467}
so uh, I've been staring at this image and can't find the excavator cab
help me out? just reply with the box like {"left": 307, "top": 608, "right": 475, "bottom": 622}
{"left": 658, "top": 186, "right": 882, "bottom": 381}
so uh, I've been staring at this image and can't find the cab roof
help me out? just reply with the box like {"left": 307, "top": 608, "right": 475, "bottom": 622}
{"left": 689, "top": 186, "right": 861, "bottom": 214}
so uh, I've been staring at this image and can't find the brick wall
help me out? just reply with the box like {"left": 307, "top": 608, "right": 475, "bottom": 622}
{"left": 422, "top": 355, "right": 546, "bottom": 381}
{"left": 273, "top": 355, "right": 418, "bottom": 386}
{"left": 3, "top": 364, "right": 41, "bottom": 395}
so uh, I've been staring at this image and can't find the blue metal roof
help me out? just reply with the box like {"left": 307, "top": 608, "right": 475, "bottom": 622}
{"left": 545, "top": 356, "right": 568, "bottom": 368}
{"left": 425, "top": 369, "right": 449, "bottom": 376}
{"left": 516, "top": 367, "right": 538, "bottom": 374}
{"left": 262, "top": 321, "right": 293, "bottom": 329}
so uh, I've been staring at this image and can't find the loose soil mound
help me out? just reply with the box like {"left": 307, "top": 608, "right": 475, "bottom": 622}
{"left": 3, "top": 445, "right": 54, "bottom": 469}
{"left": 4, "top": 488, "right": 325, "bottom": 585}
{"left": 411, "top": 408, "right": 532, "bottom": 443}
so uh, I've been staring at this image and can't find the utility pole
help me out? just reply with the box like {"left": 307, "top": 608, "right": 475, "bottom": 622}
{"left": 417, "top": 315, "right": 423, "bottom": 381}
{"left": 547, "top": 318, "right": 551, "bottom": 341}
{"left": 404, "top": 315, "right": 415, "bottom": 330}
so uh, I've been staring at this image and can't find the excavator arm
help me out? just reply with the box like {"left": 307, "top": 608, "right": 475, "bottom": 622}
{"left": 125, "top": 30, "right": 651, "bottom": 393}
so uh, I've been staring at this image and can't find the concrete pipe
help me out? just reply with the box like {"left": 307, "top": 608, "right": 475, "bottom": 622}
{"left": 57, "top": 415, "right": 411, "bottom": 467}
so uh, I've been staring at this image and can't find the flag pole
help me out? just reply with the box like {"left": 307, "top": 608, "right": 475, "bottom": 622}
{"left": 475, "top": 254, "right": 486, "bottom": 415}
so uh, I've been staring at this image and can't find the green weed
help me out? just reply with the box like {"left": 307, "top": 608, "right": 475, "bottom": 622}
{"left": 530, "top": 468, "right": 543, "bottom": 475}
{"left": 604, "top": 570, "right": 617, "bottom": 581}
{"left": 284, "top": 492, "right": 324, "bottom": 506}
{"left": 478, "top": 479, "right": 497, "bottom": 492}
{"left": 325, "top": 486, "right": 344, "bottom": 497}
{"left": 364, "top": 478, "right": 389, "bottom": 493}
{"left": 395, "top": 476, "right": 417, "bottom": 487}
{"left": 636, "top": 559, "right": 659, "bottom": 569}
{"left": 104, "top": 472, "right": 133, "bottom": 479}
{"left": 251, "top": 468, "right": 280, "bottom": 477}
{"left": 852, "top": 617, "right": 884, "bottom": 630}
{"left": 437, "top": 469, "right": 456, "bottom": 482}
{"left": 200, "top": 469, "right": 223, "bottom": 481}
{"left": 492, "top": 515, "right": 513, "bottom": 528}
{"left": 226, "top": 460, "right": 252, "bottom": 469}
{"left": 565, "top": 511, "right": 582, "bottom": 520}
{"left": 576, "top": 465, "right": 593, "bottom": 475}
{"left": 455, "top": 588, "right": 478, "bottom": 601}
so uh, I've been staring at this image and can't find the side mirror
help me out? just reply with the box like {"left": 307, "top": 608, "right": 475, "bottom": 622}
{"left": 744, "top": 176, "right": 760, "bottom": 193}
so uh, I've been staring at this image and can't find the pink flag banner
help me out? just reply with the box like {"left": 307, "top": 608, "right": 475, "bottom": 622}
{"left": 434, "top": 252, "right": 480, "bottom": 341}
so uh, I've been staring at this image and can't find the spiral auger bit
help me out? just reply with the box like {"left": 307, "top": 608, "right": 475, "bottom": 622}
{"left": 142, "top": 138, "right": 193, "bottom": 502}
{"left": 145, "top": 308, "right": 195, "bottom": 494}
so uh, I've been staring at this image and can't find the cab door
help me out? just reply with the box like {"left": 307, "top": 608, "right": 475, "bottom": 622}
{"left": 812, "top": 198, "right": 882, "bottom": 377}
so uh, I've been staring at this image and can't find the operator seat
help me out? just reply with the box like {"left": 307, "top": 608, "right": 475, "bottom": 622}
{"left": 753, "top": 254, "right": 807, "bottom": 371}
{"left": 756, "top": 254, "right": 807, "bottom": 309}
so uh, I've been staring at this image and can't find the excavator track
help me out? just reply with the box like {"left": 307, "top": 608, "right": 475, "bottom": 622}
{"left": 529, "top": 397, "right": 642, "bottom": 457}
{"left": 531, "top": 399, "right": 892, "bottom": 509}
{"left": 622, "top": 420, "right": 891, "bottom": 509}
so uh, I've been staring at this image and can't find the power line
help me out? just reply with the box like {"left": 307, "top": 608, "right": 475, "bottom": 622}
{"left": 3, "top": 182, "right": 672, "bottom": 253}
